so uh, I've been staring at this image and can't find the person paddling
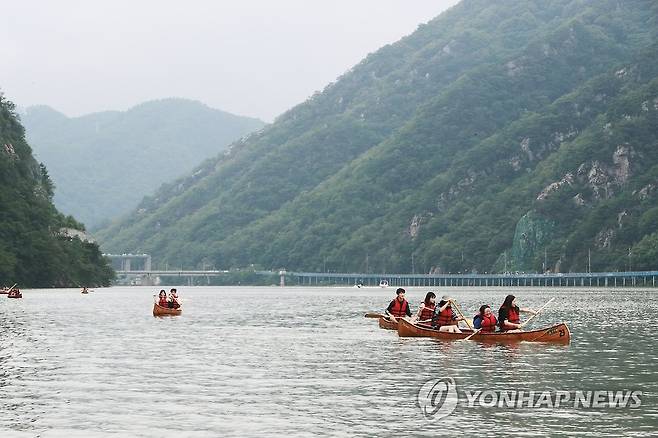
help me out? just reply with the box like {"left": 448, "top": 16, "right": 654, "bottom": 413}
{"left": 415, "top": 292, "right": 436, "bottom": 323}
{"left": 474, "top": 305, "right": 497, "bottom": 332}
{"left": 157, "top": 290, "right": 168, "bottom": 307}
{"left": 168, "top": 288, "right": 181, "bottom": 309}
{"left": 498, "top": 294, "right": 537, "bottom": 332}
{"left": 386, "top": 288, "right": 411, "bottom": 322}
{"left": 433, "top": 296, "right": 464, "bottom": 333}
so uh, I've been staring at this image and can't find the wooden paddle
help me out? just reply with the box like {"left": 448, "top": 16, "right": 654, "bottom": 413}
{"left": 364, "top": 312, "right": 386, "bottom": 319}
{"left": 450, "top": 299, "right": 474, "bottom": 330}
{"left": 463, "top": 328, "right": 482, "bottom": 341}
{"left": 519, "top": 297, "right": 555, "bottom": 329}
{"left": 6, "top": 283, "right": 17, "bottom": 293}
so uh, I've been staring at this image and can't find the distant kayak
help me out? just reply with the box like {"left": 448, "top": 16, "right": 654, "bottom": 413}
{"left": 397, "top": 318, "right": 570, "bottom": 343}
{"left": 152, "top": 303, "right": 181, "bottom": 316}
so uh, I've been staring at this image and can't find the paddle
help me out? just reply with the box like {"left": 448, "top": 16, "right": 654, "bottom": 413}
{"left": 519, "top": 297, "right": 555, "bottom": 329}
{"left": 463, "top": 328, "right": 481, "bottom": 341}
{"left": 6, "top": 283, "right": 17, "bottom": 293}
{"left": 450, "top": 299, "right": 474, "bottom": 330}
{"left": 364, "top": 312, "right": 386, "bottom": 319}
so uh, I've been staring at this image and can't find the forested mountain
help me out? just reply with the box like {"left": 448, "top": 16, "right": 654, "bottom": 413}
{"left": 97, "top": 0, "right": 658, "bottom": 275}
{"left": 0, "top": 94, "right": 113, "bottom": 287}
{"left": 22, "top": 99, "right": 264, "bottom": 228}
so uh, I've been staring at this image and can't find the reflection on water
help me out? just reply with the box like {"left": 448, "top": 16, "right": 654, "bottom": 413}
{"left": 0, "top": 287, "right": 656, "bottom": 436}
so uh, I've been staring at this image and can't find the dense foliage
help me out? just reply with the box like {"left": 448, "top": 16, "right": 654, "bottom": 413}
{"left": 22, "top": 99, "right": 264, "bottom": 228}
{"left": 97, "top": 0, "right": 658, "bottom": 275}
{"left": 0, "top": 94, "right": 114, "bottom": 287}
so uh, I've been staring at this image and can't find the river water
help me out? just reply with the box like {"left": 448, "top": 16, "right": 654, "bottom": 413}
{"left": 1, "top": 286, "right": 656, "bottom": 437}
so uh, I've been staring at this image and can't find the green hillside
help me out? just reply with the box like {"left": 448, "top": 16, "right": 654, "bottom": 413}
{"left": 22, "top": 99, "right": 264, "bottom": 229}
{"left": 97, "top": 0, "right": 658, "bottom": 275}
{"left": 0, "top": 94, "right": 113, "bottom": 287}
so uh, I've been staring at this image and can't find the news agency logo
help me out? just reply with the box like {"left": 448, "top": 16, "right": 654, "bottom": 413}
{"left": 418, "top": 378, "right": 642, "bottom": 421}
{"left": 417, "top": 377, "right": 458, "bottom": 420}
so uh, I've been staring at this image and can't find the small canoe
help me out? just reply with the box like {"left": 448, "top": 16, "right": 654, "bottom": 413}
{"left": 397, "top": 318, "right": 570, "bottom": 344}
{"left": 7, "top": 292, "right": 22, "bottom": 299}
{"left": 378, "top": 316, "right": 398, "bottom": 330}
{"left": 153, "top": 303, "right": 182, "bottom": 316}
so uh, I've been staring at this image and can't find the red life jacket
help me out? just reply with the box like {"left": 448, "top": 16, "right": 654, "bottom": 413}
{"left": 501, "top": 306, "right": 520, "bottom": 330}
{"left": 158, "top": 297, "right": 168, "bottom": 307}
{"left": 436, "top": 306, "right": 454, "bottom": 326}
{"left": 480, "top": 314, "right": 497, "bottom": 332}
{"left": 389, "top": 299, "right": 408, "bottom": 318}
{"left": 419, "top": 303, "right": 436, "bottom": 321}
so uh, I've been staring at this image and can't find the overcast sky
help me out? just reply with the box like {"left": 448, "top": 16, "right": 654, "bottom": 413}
{"left": 0, "top": 0, "right": 459, "bottom": 122}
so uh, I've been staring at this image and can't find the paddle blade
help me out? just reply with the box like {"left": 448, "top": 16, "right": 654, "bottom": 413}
{"left": 364, "top": 312, "right": 385, "bottom": 319}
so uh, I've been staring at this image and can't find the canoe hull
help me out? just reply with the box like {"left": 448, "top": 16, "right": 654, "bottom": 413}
{"left": 397, "top": 318, "right": 570, "bottom": 344}
{"left": 153, "top": 303, "right": 182, "bottom": 316}
{"left": 378, "top": 317, "right": 398, "bottom": 330}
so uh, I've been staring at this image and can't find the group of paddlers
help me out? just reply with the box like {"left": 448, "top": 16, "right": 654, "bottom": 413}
{"left": 156, "top": 288, "right": 181, "bottom": 309}
{"left": 385, "top": 288, "right": 537, "bottom": 333}
{"left": 1, "top": 285, "right": 22, "bottom": 298}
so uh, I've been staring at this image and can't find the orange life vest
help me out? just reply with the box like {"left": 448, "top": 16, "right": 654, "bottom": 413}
{"left": 500, "top": 306, "right": 520, "bottom": 330}
{"left": 419, "top": 303, "right": 436, "bottom": 321}
{"left": 389, "top": 299, "right": 409, "bottom": 318}
{"left": 435, "top": 306, "right": 454, "bottom": 326}
{"left": 480, "top": 314, "right": 497, "bottom": 332}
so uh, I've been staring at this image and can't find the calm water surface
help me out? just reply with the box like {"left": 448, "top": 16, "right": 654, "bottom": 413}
{"left": 1, "top": 286, "right": 657, "bottom": 437}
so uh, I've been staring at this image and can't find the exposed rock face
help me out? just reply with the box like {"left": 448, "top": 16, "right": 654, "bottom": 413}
{"left": 436, "top": 170, "right": 480, "bottom": 210}
{"left": 507, "top": 210, "right": 555, "bottom": 272}
{"left": 58, "top": 228, "right": 94, "bottom": 242}
{"left": 539, "top": 145, "right": 634, "bottom": 202}
{"left": 612, "top": 144, "right": 632, "bottom": 184}
{"left": 3, "top": 143, "right": 18, "bottom": 159}
{"left": 409, "top": 214, "right": 422, "bottom": 238}
{"left": 596, "top": 228, "right": 614, "bottom": 248}
{"left": 537, "top": 173, "right": 574, "bottom": 200}
{"left": 588, "top": 162, "right": 610, "bottom": 199}
{"left": 520, "top": 137, "right": 534, "bottom": 161}
{"left": 633, "top": 183, "right": 655, "bottom": 200}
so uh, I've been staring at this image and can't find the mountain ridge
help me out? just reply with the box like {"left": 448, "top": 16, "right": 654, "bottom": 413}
{"left": 22, "top": 98, "right": 265, "bottom": 228}
{"left": 96, "top": 0, "right": 658, "bottom": 275}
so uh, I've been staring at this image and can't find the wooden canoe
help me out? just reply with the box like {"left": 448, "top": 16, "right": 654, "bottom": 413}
{"left": 397, "top": 318, "right": 570, "bottom": 344}
{"left": 153, "top": 303, "right": 182, "bottom": 316}
{"left": 7, "top": 292, "right": 22, "bottom": 299}
{"left": 378, "top": 316, "right": 399, "bottom": 330}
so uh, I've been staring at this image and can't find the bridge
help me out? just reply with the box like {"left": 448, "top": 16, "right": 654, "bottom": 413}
{"left": 290, "top": 271, "right": 658, "bottom": 287}
{"left": 112, "top": 266, "right": 658, "bottom": 287}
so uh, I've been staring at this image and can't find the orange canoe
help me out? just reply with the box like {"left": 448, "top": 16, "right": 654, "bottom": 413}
{"left": 378, "top": 316, "right": 399, "bottom": 330}
{"left": 153, "top": 303, "right": 182, "bottom": 316}
{"left": 397, "top": 318, "right": 570, "bottom": 344}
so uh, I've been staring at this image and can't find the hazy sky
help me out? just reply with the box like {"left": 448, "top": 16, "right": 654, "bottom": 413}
{"left": 0, "top": 0, "right": 459, "bottom": 122}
